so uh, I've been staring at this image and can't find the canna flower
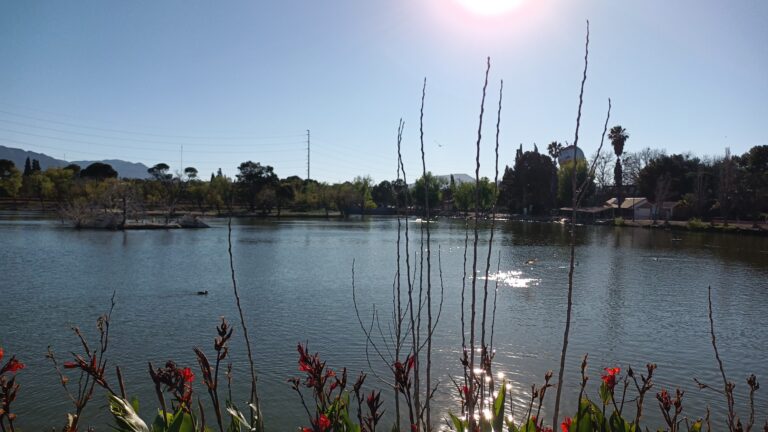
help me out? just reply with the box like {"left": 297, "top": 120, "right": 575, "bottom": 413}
{"left": 601, "top": 367, "right": 620, "bottom": 391}
{"left": 4, "top": 357, "right": 25, "bottom": 373}
{"left": 560, "top": 417, "right": 572, "bottom": 432}
{"left": 317, "top": 414, "right": 331, "bottom": 430}
{"left": 657, "top": 388, "right": 672, "bottom": 411}
{"left": 180, "top": 367, "right": 195, "bottom": 383}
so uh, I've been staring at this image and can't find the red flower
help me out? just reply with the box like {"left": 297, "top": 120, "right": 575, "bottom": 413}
{"left": 6, "top": 358, "right": 25, "bottom": 373}
{"left": 180, "top": 367, "right": 195, "bottom": 383}
{"left": 461, "top": 385, "right": 470, "bottom": 399}
{"left": 0, "top": 347, "right": 4, "bottom": 363}
{"left": 317, "top": 414, "right": 331, "bottom": 430}
{"left": 560, "top": 417, "right": 572, "bottom": 432}
{"left": 302, "top": 429, "right": 312, "bottom": 432}
{"left": 407, "top": 355, "right": 416, "bottom": 370}
{"left": 601, "top": 367, "right": 620, "bottom": 391}
{"left": 657, "top": 389, "right": 672, "bottom": 411}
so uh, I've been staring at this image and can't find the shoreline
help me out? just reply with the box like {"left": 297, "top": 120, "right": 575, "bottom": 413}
{"left": 1, "top": 203, "right": 766, "bottom": 236}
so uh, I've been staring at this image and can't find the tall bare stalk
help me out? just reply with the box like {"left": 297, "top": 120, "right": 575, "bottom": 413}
{"left": 468, "top": 57, "right": 491, "bottom": 430}
{"left": 707, "top": 286, "right": 737, "bottom": 430}
{"left": 480, "top": 79, "right": 503, "bottom": 351}
{"left": 394, "top": 118, "right": 406, "bottom": 427}
{"left": 418, "top": 77, "right": 433, "bottom": 430}
{"left": 226, "top": 216, "right": 262, "bottom": 430}
{"left": 552, "top": 20, "right": 589, "bottom": 427}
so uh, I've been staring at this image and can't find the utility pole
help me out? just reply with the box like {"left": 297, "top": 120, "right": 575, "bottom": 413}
{"left": 306, "top": 129, "right": 311, "bottom": 181}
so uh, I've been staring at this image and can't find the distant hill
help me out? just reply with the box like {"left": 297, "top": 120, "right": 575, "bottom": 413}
{"left": 434, "top": 173, "right": 474, "bottom": 185}
{"left": 0, "top": 145, "right": 150, "bottom": 179}
{"left": 0, "top": 145, "right": 68, "bottom": 171}
{"left": 409, "top": 174, "right": 474, "bottom": 187}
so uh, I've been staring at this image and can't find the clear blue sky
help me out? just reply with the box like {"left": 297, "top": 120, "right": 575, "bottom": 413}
{"left": 0, "top": 1, "right": 766, "bottom": 182}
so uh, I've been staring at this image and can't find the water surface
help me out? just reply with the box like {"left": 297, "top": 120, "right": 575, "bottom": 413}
{"left": 1, "top": 214, "right": 766, "bottom": 429}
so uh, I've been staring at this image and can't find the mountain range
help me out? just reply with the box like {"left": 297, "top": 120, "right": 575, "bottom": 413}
{"left": 0, "top": 145, "right": 150, "bottom": 179}
{"left": 1, "top": 145, "right": 479, "bottom": 184}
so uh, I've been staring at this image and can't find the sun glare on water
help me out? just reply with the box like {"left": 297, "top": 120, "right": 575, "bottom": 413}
{"left": 452, "top": 0, "right": 526, "bottom": 16}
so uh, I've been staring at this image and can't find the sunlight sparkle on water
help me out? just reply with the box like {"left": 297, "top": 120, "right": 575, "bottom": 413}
{"left": 479, "top": 270, "right": 539, "bottom": 288}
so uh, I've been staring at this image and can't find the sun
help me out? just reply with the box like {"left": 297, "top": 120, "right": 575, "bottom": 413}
{"left": 452, "top": 0, "right": 525, "bottom": 16}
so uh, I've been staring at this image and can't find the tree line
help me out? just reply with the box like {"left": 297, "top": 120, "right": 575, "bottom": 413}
{"left": 498, "top": 129, "right": 766, "bottom": 223}
{"left": 0, "top": 134, "right": 766, "bottom": 222}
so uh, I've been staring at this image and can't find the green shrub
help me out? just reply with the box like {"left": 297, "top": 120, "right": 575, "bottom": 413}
{"left": 687, "top": 218, "right": 707, "bottom": 230}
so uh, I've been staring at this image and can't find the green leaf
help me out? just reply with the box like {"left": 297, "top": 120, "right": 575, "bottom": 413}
{"left": 107, "top": 394, "right": 149, "bottom": 432}
{"left": 151, "top": 411, "right": 172, "bottom": 432}
{"left": 480, "top": 418, "right": 493, "bottom": 432}
{"left": 599, "top": 382, "right": 611, "bottom": 406}
{"left": 166, "top": 410, "right": 194, "bottom": 432}
{"left": 572, "top": 398, "right": 595, "bottom": 432}
{"left": 588, "top": 399, "right": 606, "bottom": 428}
{"left": 608, "top": 411, "right": 627, "bottom": 432}
{"left": 518, "top": 418, "right": 537, "bottom": 432}
{"left": 339, "top": 406, "right": 360, "bottom": 432}
{"left": 131, "top": 397, "right": 141, "bottom": 414}
{"left": 449, "top": 413, "right": 466, "bottom": 431}
{"left": 493, "top": 381, "right": 507, "bottom": 432}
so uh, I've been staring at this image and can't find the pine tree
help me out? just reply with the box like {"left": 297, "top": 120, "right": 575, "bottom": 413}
{"left": 31, "top": 159, "right": 41, "bottom": 172}
{"left": 23, "top": 157, "right": 32, "bottom": 176}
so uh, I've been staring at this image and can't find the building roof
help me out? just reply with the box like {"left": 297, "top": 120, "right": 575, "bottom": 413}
{"left": 560, "top": 206, "right": 613, "bottom": 214}
{"left": 660, "top": 201, "right": 681, "bottom": 209}
{"left": 606, "top": 197, "right": 651, "bottom": 209}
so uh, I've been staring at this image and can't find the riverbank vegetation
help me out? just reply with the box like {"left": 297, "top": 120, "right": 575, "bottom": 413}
{"left": 0, "top": 143, "right": 765, "bottom": 228}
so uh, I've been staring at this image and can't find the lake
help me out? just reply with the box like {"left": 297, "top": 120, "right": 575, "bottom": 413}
{"left": 1, "top": 213, "right": 766, "bottom": 430}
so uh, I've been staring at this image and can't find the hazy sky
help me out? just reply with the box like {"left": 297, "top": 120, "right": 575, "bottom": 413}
{"left": 1, "top": 1, "right": 766, "bottom": 182}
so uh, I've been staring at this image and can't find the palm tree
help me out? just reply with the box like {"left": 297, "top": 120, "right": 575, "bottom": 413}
{"left": 608, "top": 125, "right": 629, "bottom": 208}
{"left": 547, "top": 141, "right": 563, "bottom": 164}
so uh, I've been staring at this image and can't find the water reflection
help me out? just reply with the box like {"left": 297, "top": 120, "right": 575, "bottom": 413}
{"left": 479, "top": 270, "right": 540, "bottom": 288}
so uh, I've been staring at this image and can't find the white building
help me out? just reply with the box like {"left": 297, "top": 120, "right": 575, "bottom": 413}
{"left": 557, "top": 145, "right": 586, "bottom": 165}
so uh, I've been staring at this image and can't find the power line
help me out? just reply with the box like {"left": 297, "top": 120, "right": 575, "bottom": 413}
{"left": 0, "top": 128, "right": 306, "bottom": 153}
{"left": 0, "top": 108, "right": 307, "bottom": 141}
{"left": 0, "top": 117, "right": 306, "bottom": 147}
